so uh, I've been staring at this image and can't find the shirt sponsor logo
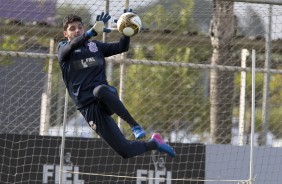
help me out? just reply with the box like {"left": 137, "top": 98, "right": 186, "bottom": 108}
{"left": 81, "top": 57, "right": 96, "bottom": 68}
{"left": 74, "top": 57, "right": 98, "bottom": 69}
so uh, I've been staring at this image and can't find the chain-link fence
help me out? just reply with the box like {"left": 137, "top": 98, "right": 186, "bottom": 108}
{"left": 1, "top": 0, "right": 282, "bottom": 183}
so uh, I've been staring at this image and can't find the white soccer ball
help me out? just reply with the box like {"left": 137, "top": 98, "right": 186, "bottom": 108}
{"left": 116, "top": 12, "right": 142, "bottom": 37}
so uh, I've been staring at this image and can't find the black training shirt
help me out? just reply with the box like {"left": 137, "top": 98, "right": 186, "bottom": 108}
{"left": 57, "top": 33, "right": 130, "bottom": 109}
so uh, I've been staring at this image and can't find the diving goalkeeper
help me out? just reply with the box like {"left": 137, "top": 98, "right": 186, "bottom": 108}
{"left": 56, "top": 10, "right": 175, "bottom": 158}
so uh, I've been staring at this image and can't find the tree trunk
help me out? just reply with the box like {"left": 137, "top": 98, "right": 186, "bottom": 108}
{"left": 209, "top": 0, "right": 236, "bottom": 144}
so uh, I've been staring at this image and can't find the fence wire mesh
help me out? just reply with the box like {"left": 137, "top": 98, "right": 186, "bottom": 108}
{"left": 1, "top": 0, "right": 282, "bottom": 183}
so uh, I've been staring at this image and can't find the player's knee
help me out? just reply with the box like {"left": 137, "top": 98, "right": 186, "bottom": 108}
{"left": 93, "top": 84, "right": 107, "bottom": 98}
{"left": 93, "top": 85, "right": 118, "bottom": 99}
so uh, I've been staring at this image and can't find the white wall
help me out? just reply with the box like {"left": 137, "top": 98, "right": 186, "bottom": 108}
{"left": 206, "top": 145, "right": 282, "bottom": 184}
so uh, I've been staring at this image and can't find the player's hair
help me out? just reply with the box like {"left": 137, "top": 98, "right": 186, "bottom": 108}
{"left": 63, "top": 14, "right": 83, "bottom": 31}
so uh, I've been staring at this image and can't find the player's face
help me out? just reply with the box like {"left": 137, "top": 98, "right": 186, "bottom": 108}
{"left": 63, "top": 21, "right": 85, "bottom": 41}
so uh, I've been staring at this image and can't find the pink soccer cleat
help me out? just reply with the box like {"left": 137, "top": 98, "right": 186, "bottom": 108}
{"left": 150, "top": 133, "right": 176, "bottom": 157}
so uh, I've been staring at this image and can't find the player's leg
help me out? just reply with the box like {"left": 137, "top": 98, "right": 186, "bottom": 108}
{"left": 79, "top": 102, "right": 156, "bottom": 158}
{"left": 96, "top": 114, "right": 152, "bottom": 158}
{"left": 98, "top": 115, "right": 176, "bottom": 158}
{"left": 93, "top": 84, "right": 146, "bottom": 139}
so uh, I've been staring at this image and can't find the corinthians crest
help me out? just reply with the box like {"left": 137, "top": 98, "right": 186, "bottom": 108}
{"left": 88, "top": 42, "right": 98, "bottom": 52}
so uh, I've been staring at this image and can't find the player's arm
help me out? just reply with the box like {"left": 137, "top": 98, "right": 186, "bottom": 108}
{"left": 98, "top": 35, "right": 130, "bottom": 57}
{"left": 57, "top": 34, "right": 89, "bottom": 62}
{"left": 99, "top": 9, "right": 134, "bottom": 57}
{"left": 58, "top": 12, "right": 112, "bottom": 62}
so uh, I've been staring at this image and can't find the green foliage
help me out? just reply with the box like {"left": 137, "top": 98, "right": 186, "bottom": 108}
{"left": 234, "top": 69, "right": 282, "bottom": 138}
{"left": 1, "top": 35, "right": 24, "bottom": 51}
{"left": 268, "top": 106, "right": 282, "bottom": 138}
{"left": 124, "top": 44, "right": 210, "bottom": 134}
{"left": 0, "top": 35, "right": 25, "bottom": 67}
{"left": 268, "top": 73, "right": 282, "bottom": 138}
{"left": 140, "top": 0, "right": 196, "bottom": 32}
{"left": 117, "top": 0, "right": 212, "bottom": 135}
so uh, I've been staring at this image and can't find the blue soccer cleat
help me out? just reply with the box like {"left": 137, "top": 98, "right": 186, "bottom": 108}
{"left": 150, "top": 133, "right": 176, "bottom": 158}
{"left": 132, "top": 125, "right": 146, "bottom": 139}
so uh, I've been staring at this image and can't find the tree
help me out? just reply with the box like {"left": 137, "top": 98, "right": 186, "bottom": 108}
{"left": 125, "top": 45, "right": 210, "bottom": 133}
{"left": 209, "top": 0, "right": 236, "bottom": 144}
{"left": 139, "top": 0, "right": 196, "bottom": 32}
{"left": 120, "top": 0, "right": 211, "bottom": 138}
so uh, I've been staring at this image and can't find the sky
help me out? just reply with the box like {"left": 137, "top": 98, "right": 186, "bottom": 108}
{"left": 235, "top": 2, "right": 282, "bottom": 39}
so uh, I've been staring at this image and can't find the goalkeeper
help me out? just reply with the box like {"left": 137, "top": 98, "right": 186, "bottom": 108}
{"left": 57, "top": 11, "right": 175, "bottom": 158}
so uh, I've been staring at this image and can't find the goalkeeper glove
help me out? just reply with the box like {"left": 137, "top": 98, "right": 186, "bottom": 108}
{"left": 87, "top": 12, "right": 111, "bottom": 37}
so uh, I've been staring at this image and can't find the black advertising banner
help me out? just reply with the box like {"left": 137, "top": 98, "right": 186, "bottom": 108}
{"left": 0, "top": 134, "right": 205, "bottom": 184}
